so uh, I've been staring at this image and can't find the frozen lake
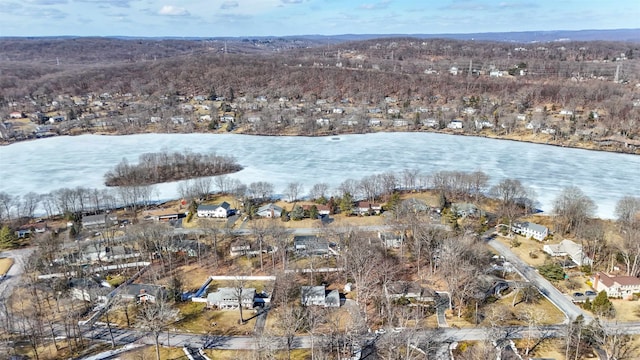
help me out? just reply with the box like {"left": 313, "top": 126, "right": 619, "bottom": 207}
{"left": 1, "top": 132, "right": 638, "bottom": 218}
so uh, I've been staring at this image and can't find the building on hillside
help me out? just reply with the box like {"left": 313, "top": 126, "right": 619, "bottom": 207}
{"left": 82, "top": 213, "right": 118, "bottom": 229}
{"left": 197, "top": 202, "right": 233, "bottom": 218}
{"left": 512, "top": 222, "right": 548, "bottom": 241}
{"left": 592, "top": 272, "right": 640, "bottom": 300}
{"left": 378, "top": 231, "right": 404, "bottom": 248}
{"left": 300, "top": 285, "right": 340, "bottom": 307}
{"left": 543, "top": 239, "right": 592, "bottom": 266}
{"left": 293, "top": 235, "right": 330, "bottom": 256}
{"left": 256, "top": 203, "right": 283, "bottom": 218}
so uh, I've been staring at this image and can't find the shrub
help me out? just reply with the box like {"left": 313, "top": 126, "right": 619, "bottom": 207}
{"left": 538, "top": 263, "right": 565, "bottom": 282}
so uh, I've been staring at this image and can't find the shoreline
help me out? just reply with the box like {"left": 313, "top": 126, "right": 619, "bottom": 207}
{"left": 2, "top": 127, "right": 638, "bottom": 157}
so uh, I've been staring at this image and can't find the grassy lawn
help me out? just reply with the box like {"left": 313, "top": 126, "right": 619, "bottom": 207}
{"left": 172, "top": 302, "right": 257, "bottom": 335}
{"left": 0, "top": 257, "right": 13, "bottom": 276}
{"left": 610, "top": 299, "right": 640, "bottom": 322}
{"left": 496, "top": 234, "right": 548, "bottom": 267}
{"left": 447, "top": 289, "right": 565, "bottom": 328}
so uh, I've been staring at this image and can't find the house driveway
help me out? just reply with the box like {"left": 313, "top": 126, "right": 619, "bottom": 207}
{"left": 486, "top": 236, "right": 591, "bottom": 323}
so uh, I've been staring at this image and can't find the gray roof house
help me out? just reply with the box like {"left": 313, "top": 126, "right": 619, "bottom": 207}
{"left": 68, "top": 278, "right": 110, "bottom": 303}
{"left": 256, "top": 203, "right": 283, "bottom": 218}
{"left": 301, "top": 286, "right": 340, "bottom": 307}
{"left": 82, "top": 213, "right": 118, "bottom": 229}
{"left": 384, "top": 281, "right": 437, "bottom": 302}
{"left": 512, "top": 222, "right": 549, "bottom": 241}
{"left": 293, "top": 235, "right": 329, "bottom": 256}
{"left": 207, "top": 287, "right": 257, "bottom": 309}
{"left": 543, "top": 239, "right": 592, "bottom": 266}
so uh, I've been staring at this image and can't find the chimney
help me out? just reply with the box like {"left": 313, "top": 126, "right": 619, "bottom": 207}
{"left": 593, "top": 273, "right": 600, "bottom": 291}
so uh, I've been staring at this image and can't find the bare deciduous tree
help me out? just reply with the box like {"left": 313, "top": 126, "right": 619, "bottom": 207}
{"left": 553, "top": 186, "right": 597, "bottom": 234}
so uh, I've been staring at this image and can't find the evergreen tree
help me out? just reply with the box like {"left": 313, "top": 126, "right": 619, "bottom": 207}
{"left": 591, "top": 291, "right": 615, "bottom": 318}
{"left": 0, "top": 226, "right": 18, "bottom": 249}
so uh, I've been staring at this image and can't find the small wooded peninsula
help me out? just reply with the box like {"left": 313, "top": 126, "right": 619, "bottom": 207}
{"left": 104, "top": 150, "right": 242, "bottom": 186}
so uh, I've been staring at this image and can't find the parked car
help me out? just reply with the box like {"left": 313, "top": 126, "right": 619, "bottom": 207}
{"left": 585, "top": 290, "right": 597, "bottom": 297}
{"left": 572, "top": 292, "right": 584, "bottom": 297}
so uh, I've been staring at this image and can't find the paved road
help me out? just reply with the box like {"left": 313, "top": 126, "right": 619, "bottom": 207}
{"left": 0, "top": 247, "right": 35, "bottom": 299}
{"left": 486, "top": 235, "right": 591, "bottom": 323}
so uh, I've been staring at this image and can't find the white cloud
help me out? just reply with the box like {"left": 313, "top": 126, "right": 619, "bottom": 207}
{"left": 220, "top": 1, "right": 239, "bottom": 10}
{"left": 158, "top": 5, "right": 189, "bottom": 16}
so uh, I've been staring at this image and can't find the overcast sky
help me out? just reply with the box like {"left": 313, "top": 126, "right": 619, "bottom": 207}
{"left": 1, "top": 0, "right": 638, "bottom": 37}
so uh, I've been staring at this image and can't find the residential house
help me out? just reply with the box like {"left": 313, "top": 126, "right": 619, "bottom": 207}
{"left": 68, "top": 278, "right": 110, "bottom": 303}
{"left": 197, "top": 202, "right": 233, "bottom": 218}
{"left": 447, "top": 120, "right": 463, "bottom": 129}
{"left": 16, "top": 222, "right": 48, "bottom": 238}
{"left": 592, "top": 272, "right": 640, "bottom": 300}
{"left": 422, "top": 118, "right": 438, "bottom": 128}
{"left": 301, "top": 204, "right": 331, "bottom": 217}
{"left": 207, "top": 287, "right": 257, "bottom": 309}
{"left": 543, "top": 239, "right": 592, "bottom": 266}
{"left": 293, "top": 235, "right": 330, "bottom": 256}
{"left": 301, "top": 285, "right": 340, "bottom": 307}
{"left": 256, "top": 203, "right": 283, "bottom": 218}
{"left": 80, "top": 245, "right": 140, "bottom": 263}
{"left": 451, "top": 202, "right": 481, "bottom": 218}
{"left": 357, "top": 201, "right": 382, "bottom": 215}
{"left": 512, "top": 222, "right": 549, "bottom": 241}
{"left": 378, "top": 231, "right": 404, "bottom": 248}
{"left": 9, "top": 112, "right": 23, "bottom": 119}
{"left": 400, "top": 198, "right": 430, "bottom": 213}
{"left": 82, "top": 213, "right": 118, "bottom": 229}
{"left": 118, "top": 284, "right": 166, "bottom": 304}
{"left": 49, "top": 115, "right": 65, "bottom": 123}
{"left": 229, "top": 240, "right": 262, "bottom": 257}
{"left": 384, "top": 281, "right": 437, "bottom": 302}
{"left": 368, "top": 118, "right": 382, "bottom": 126}
{"left": 142, "top": 208, "right": 181, "bottom": 222}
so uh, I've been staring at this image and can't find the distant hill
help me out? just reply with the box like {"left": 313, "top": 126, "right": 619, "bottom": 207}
{"left": 284, "top": 29, "right": 640, "bottom": 44}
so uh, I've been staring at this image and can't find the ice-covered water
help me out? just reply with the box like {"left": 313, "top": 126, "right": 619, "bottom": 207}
{"left": 0, "top": 132, "right": 638, "bottom": 218}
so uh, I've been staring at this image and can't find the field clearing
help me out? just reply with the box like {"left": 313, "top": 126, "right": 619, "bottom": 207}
{"left": 0, "top": 257, "right": 14, "bottom": 276}
{"left": 611, "top": 299, "right": 640, "bottom": 322}
{"left": 205, "top": 349, "right": 311, "bottom": 360}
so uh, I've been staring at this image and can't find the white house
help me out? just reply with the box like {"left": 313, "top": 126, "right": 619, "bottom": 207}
{"left": 512, "top": 222, "right": 548, "bottom": 241}
{"left": 447, "top": 120, "right": 463, "bottom": 129}
{"left": 301, "top": 286, "right": 340, "bottom": 307}
{"left": 197, "top": 202, "right": 233, "bottom": 218}
{"left": 207, "top": 287, "right": 256, "bottom": 309}
{"left": 543, "top": 239, "right": 592, "bottom": 266}
{"left": 592, "top": 272, "right": 640, "bottom": 300}
{"left": 378, "top": 231, "right": 404, "bottom": 248}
